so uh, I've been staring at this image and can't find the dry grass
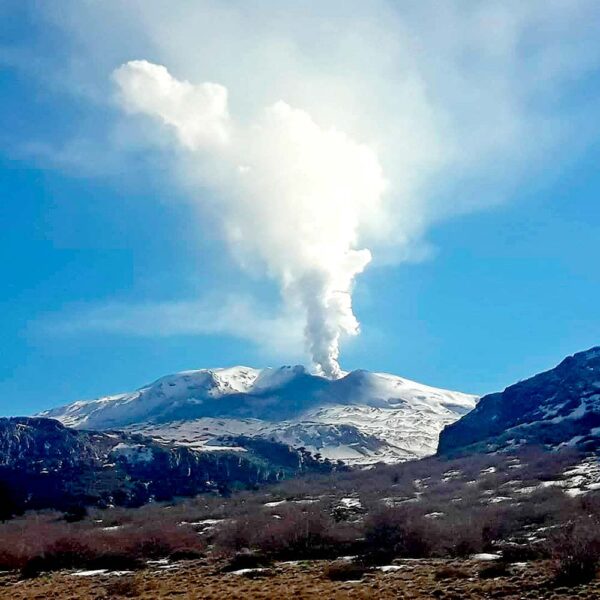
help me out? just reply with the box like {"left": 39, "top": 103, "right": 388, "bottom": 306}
{"left": 1, "top": 556, "right": 599, "bottom": 599}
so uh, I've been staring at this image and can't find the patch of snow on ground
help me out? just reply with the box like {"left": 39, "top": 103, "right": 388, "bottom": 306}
{"left": 339, "top": 497, "right": 362, "bottom": 509}
{"left": 562, "top": 457, "right": 600, "bottom": 491}
{"left": 514, "top": 486, "right": 538, "bottom": 495}
{"left": 488, "top": 496, "right": 513, "bottom": 504}
{"left": 442, "top": 470, "right": 462, "bottom": 482}
{"left": 192, "top": 444, "right": 247, "bottom": 452}
{"left": 264, "top": 500, "right": 287, "bottom": 507}
{"left": 540, "top": 480, "right": 565, "bottom": 489}
{"left": 71, "top": 569, "right": 132, "bottom": 577}
{"left": 180, "top": 518, "right": 224, "bottom": 528}
{"left": 110, "top": 443, "right": 153, "bottom": 463}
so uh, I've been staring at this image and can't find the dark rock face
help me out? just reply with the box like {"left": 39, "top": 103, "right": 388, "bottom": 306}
{"left": 0, "top": 417, "right": 332, "bottom": 518}
{"left": 438, "top": 347, "right": 600, "bottom": 456}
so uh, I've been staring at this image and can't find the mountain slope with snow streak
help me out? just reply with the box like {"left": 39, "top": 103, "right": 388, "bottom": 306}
{"left": 40, "top": 365, "right": 477, "bottom": 464}
{"left": 438, "top": 347, "right": 600, "bottom": 456}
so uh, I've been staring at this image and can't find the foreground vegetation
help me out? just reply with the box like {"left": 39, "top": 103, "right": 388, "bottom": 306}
{"left": 4, "top": 555, "right": 599, "bottom": 600}
{"left": 1, "top": 447, "right": 600, "bottom": 597}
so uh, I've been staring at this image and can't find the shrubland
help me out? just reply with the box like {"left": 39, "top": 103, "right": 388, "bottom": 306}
{"left": 0, "top": 446, "right": 599, "bottom": 587}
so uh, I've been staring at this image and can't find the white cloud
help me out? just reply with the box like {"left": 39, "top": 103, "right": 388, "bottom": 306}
{"left": 113, "top": 60, "right": 387, "bottom": 377}
{"left": 7, "top": 1, "right": 600, "bottom": 368}
{"left": 22, "top": 1, "right": 599, "bottom": 228}
{"left": 38, "top": 296, "right": 304, "bottom": 359}
{"left": 114, "top": 61, "right": 232, "bottom": 150}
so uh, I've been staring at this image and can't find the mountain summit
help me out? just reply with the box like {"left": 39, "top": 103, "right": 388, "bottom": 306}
{"left": 39, "top": 366, "right": 477, "bottom": 464}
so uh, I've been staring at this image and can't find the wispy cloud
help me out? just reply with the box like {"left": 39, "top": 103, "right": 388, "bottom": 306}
{"left": 10, "top": 1, "right": 600, "bottom": 229}
{"left": 37, "top": 295, "right": 304, "bottom": 358}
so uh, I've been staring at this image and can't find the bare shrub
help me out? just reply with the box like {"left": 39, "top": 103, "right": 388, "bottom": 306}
{"left": 19, "top": 532, "right": 148, "bottom": 578}
{"left": 323, "top": 561, "right": 371, "bottom": 581}
{"left": 220, "top": 550, "right": 273, "bottom": 572}
{"left": 0, "top": 514, "right": 80, "bottom": 572}
{"left": 517, "top": 447, "right": 581, "bottom": 483}
{"left": 578, "top": 490, "right": 600, "bottom": 519}
{"left": 168, "top": 548, "right": 204, "bottom": 561}
{"left": 63, "top": 504, "right": 88, "bottom": 523}
{"left": 518, "top": 487, "right": 575, "bottom": 528}
{"left": 86, "top": 553, "right": 144, "bottom": 571}
{"left": 438, "top": 518, "right": 484, "bottom": 558}
{"left": 548, "top": 518, "right": 600, "bottom": 585}
{"left": 215, "top": 505, "right": 358, "bottom": 560}
{"left": 499, "top": 542, "right": 548, "bottom": 562}
{"left": 0, "top": 510, "right": 205, "bottom": 578}
{"left": 478, "top": 562, "right": 510, "bottom": 579}
{"left": 254, "top": 506, "right": 356, "bottom": 559}
{"left": 20, "top": 536, "right": 93, "bottom": 578}
{"left": 0, "top": 445, "right": 594, "bottom": 578}
{"left": 213, "top": 513, "right": 267, "bottom": 555}
{"left": 118, "top": 524, "right": 203, "bottom": 559}
{"left": 363, "top": 507, "right": 434, "bottom": 563}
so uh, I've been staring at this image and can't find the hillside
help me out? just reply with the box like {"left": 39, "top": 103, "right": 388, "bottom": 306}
{"left": 0, "top": 417, "right": 329, "bottom": 517}
{"left": 438, "top": 347, "right": 600, "bottom": 456}
{"left": 1, "top": 445, "right": 600, "bottom": 598}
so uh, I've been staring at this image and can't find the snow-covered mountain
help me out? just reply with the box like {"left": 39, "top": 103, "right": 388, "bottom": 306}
{"left": 40, "top": 366, "right": 477, "bottom": 464}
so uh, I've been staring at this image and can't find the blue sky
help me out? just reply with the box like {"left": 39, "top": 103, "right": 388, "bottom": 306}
{"left": 1, "top": 1, "right": 599, "bottom": 415}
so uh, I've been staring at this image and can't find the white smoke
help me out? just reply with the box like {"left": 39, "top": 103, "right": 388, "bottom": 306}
{"left": 113, "top": 60, "right": 386, "bottom": 378}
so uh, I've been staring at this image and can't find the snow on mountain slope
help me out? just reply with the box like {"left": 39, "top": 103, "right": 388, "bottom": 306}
{"left": 39, "top": 365, "right": 478, "bottom": 464}
{"left": 41, "top": 366, "right": 264, "bottom": 430}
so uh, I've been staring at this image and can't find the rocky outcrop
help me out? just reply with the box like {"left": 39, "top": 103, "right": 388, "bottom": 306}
{"left": 0, "top": 417, "right": 331, "bottom": 518}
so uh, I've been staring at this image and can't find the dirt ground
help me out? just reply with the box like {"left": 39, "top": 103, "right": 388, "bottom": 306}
{"left": 1, "top": 558, "right": 599, "bottom": 600}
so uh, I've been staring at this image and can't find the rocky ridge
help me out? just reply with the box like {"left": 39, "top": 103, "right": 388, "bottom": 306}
{"left": 438, "top": 347, "right": 600, "bottom": 456}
